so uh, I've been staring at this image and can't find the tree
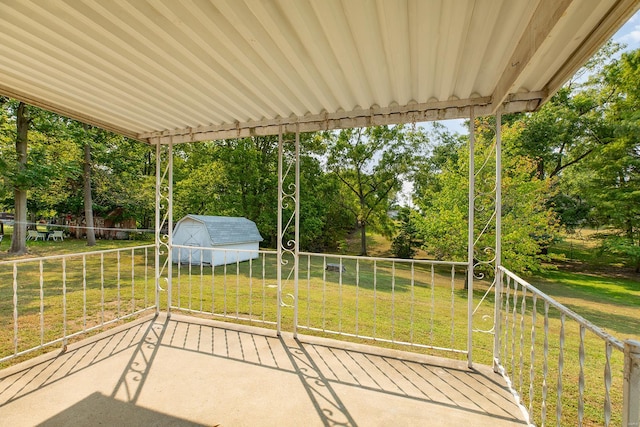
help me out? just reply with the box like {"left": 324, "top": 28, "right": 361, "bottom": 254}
{"left": 325, "top": 126, "right": 421, "bottom": 256}
{"left": 391, "top": 207, "right": 421, "bottom": 259}
{"left": 0, "top": 100, "right": 63, "bottom": 253}
{"left": 10, "top": 102, "right": 29, "bottom": 254}
{"left": 82, "top": 126, "right": 96, "bottom": 246}
{"left": 411, "top": 123, "right": 560, "bottom": 273}
{"left": 574, "top": 49, "right": 640, "bottom": 269}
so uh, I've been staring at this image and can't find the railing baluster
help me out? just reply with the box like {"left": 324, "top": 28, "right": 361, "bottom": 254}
{"left": 578, "top": 325, "right": 585, "bottom": 426}
{"left": 39, "top": 260, "right": 44, "bottom": 347}
{"left": 542, "top": 301, "right": 549, "bottom": 426}
{"left": 62, "top": 258, "right": 67, "bottom": 346}
{"left": 144, "top": 247, "right": 148, "bottom": 309}
{"left": 392, "top": 261, "right": 396, "bottom": 342}
{"left": 199, "top": 253, "right": 204, "bottom": 313}
{"left": 504, "top": 275, "right": 511, "bottom": 366}
{"left": 410, "top": 261, "right": 415, "bottom": 345}
{"left": 338, "top": 257, "right": 343, "bottom": 334}
{"left": 520, "top": 287, "right": 526, "bottom": 399}
{"left": 512, "top": 279, "right": 517, "bottom": 380}
{"left": 211, "top": 260, "right": 216, "bottom": 315}
{"left": 355, "top": 258, "right": 360, "bottom": 337}
{"left": 604, "top": 342, "right": 612, "bottom": 426}
{"left": 261, "top": 254, "right": 265, "bottom": 322}
{"left": 557, "top": 313, "right": 565, "bottom": 426}
{"left": 529, "top": 293, "right": 537, "bottom": 419}
{"left": 131, "top": 248, "right": 135, "bottom": 315}
{"left": 322, "top": 255, "right": 326, "bottom": 331}
{"left": 250, "top": 256, "right": 254, "bottom": 322}
{"left": 100, "top": 253, "right": 105, "bottom": 326}
{"left": 430, "top": 264, "right": 434, "bottom": 344}
{"left": 13, "top": 262, "right": 18, "bottom": 356}
{"left": 116, "top": 251, "right": 121, "bottom": 319}
{"left": 450, "top": 265, "right": 455, "bottom": 348}
{"left": 188, "top": 249, "right": 193, "bottom": 312}
{"left": 306, "top": 254, "right": 310, "bottom": 328}
{"left": 236, "top": 252, "right": 240, "bottom": 320}
{"left": 83, "top": 255, "right": 87, "bottom": 331}
{"left": 373, "top": 260, "right": 377, "bottom": 339}
{"left": 223, "top": 251, "right": 227, "bottom": 316}
{"left": 177, "top": 248, "right": 181, "bottom": 308}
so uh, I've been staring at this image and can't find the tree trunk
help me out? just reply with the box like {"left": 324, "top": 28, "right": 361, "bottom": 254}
{"left": 83, "top": 137, "right": 96, "bottom": 246}
{"left": 360, "top": 222, "right": 368, "bottom": 256}
{"left": 9, "top": 102, "right": 29, "bottom": 255}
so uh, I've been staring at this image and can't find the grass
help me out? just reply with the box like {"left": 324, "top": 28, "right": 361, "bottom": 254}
{"left": 1, "top": 229, "right": 638, "bottom": 426}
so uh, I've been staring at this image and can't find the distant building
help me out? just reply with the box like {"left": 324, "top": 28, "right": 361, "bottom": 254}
{"left": 171, "top": 215, "right": 263, "bottom": 266}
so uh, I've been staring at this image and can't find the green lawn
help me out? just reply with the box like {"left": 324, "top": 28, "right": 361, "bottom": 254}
{"left": 0, "top": 230, "right": 637, "bottom": 426}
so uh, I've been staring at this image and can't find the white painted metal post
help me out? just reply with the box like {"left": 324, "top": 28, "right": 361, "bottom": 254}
{"left": 167, "top": 139, "right": 174, "bottom": 316}
{"left": 277, "top": 130, "right": 283, "bottom": 336}
{"left": 154, "top": 141, "right": 161, "bottom": 315}
{"left": 154, "top": 139, "right": 174, "bottom": 316}
{"left": 623, "top": 340, "right": 640, "bottom": 427}
{"left": 494, "top": 111, "right": 503, "bottom": 372}
{"left": 467, "top": 107, "right": 475, "bottom": 368}
{"left": 293, "top": 127, "right": 300, "bottom": 338}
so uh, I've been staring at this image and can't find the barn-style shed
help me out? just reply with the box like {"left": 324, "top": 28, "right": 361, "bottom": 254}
{"left": 172, "top": 215, "right": 263, "bottom": 266}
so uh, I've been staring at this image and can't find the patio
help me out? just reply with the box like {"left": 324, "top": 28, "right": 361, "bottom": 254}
{"left": 0, "top": 313, "right": 527, "bottom": 427}
{"left": 1, "top": 1, "right": 640, "bottom": 425}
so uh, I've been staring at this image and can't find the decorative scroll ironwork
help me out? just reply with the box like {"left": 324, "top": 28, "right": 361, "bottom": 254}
{"left": 471, "top": 112, "right": 502, "bottom": 339}
{"left": 155, "top": 140, "right": 173, "bottom": 313}
{"left": 277, "top": 127, "right": 300, "bottom": 335}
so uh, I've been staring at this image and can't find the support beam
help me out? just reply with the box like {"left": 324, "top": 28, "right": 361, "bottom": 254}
{"left": 490, "top": 0, "right": 572, "bottom": 113}
{"left": 141, "top": 98, "right": 541, "bottom": 145}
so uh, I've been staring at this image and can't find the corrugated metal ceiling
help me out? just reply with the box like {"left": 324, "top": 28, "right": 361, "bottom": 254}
{"left": 0, "top": 0, "right": 638, "bottom": 144}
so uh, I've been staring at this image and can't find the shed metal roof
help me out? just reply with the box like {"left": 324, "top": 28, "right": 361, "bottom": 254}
{"left": 0, "top": 0, "right": 638, "bottom": 144}
{"left": 183, "top": 215, "right": 263, "bottom": 245}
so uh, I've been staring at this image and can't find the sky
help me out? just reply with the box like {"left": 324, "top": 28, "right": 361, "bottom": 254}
{"left": 437, "top": 10, "right": 640, "bottom": 136}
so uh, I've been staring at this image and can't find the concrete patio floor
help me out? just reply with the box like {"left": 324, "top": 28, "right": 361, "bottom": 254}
{"left": 0, "top": 313, "right": 528, "bottom": 426}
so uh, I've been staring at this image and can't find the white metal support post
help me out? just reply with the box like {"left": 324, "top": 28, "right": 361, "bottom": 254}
{"left": 624, "top": 340, "right": 640, "bottom": 427}
{"left": 155, "top": 141, "right": 161, "bottom": 315}
{"left": 277, "top": 127, "right": 300, "bottom": 336}
{"left": 154, "top": 139, "right": 174, "bottom": 316}
{"left": 293, "top": 128, "right": 300, "bottom": 338}
{"left": 467, "top": 108, "right": 475, "bottom": 368}
{"left": 493, "top": 111, "right": 503, "bottom": 372}
{"left": 167, "top": 139, "right": 174, "bottom": 315}
{"left": 277, "top": 131, "right": 283, "bottom": 335}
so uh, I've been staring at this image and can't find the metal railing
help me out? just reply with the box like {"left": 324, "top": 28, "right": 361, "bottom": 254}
{"left": 171, "top": 245, "right": 279, "bottom": 326}
{"left": 171, "top": 246, "right": 471, "bottom": 355}
{"left": 496, "top": 266, "right": 640, "bottom": 427}
{"left": 297, "top": 253, "right": 470, "bottom": 354}
{"left": 0, "top": 245, "right": 156, "bottom": 364}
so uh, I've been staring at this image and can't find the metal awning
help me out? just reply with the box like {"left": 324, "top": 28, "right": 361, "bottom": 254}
{"left": 0, "top": 0, "right": 638, "bottom": 144}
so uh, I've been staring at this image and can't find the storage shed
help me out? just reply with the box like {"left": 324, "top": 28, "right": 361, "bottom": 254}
{"left": 172, "top": 215, "right": 263, "bottom": 266}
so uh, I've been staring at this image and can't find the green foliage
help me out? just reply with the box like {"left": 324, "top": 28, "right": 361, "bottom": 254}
{"left": 599, "top": 235, "right": 640, "bottom": 272}
{"left": 390, "top": 207, "right": 421, "bottom": 259}
{"left": 411, "top": 123, "right": 560, "bottom": 273}
{"left": 325, "top": 125, "right": 424, "bottom": 255}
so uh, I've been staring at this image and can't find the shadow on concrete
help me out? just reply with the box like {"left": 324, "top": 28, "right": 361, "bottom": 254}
{"left": 36, "top": 392, "right": 206, "bottom": 427}
{"left": 0, "top": 314, "right": 527, "bottom": 426}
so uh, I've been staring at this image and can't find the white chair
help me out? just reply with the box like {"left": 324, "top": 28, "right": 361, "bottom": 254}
{"left": 27, "top": 230, "right": 39, "bottom": 241}
{"left": 48, "top": 230, "right": 64, "bottom": 241}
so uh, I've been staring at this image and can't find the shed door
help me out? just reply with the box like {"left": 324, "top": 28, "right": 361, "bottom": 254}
{"left": 180, "top": 224, "right": 203, "bottom": 263}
